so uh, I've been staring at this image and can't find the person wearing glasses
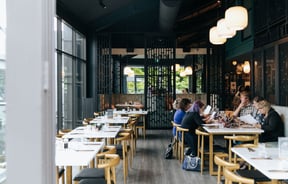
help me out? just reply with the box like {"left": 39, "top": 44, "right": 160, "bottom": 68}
{"left": 254, "top": 100, "right": 284, "bottom": 142}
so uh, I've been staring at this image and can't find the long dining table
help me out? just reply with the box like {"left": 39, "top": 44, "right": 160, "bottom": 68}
{"left": 55, "top": 141, "right": 104, "bottom": 184}
{"left": 62, "top": 125, "right": 122, "bottom": 144}
{"left": 232, "top": 146, "right": 288, "bottom": 184}
{"left": 202, "top": 125, "right": 264, "bottom": 175}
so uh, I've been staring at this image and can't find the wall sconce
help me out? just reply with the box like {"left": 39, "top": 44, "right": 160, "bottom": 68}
{"left": 184, "top": 66, "right": 193, "bottom": 75}
{"left": 243, "top": 61, "right": 250, "bottom": 73}
{"left": 232, "top": 60, "right": 237, "bottom": 66}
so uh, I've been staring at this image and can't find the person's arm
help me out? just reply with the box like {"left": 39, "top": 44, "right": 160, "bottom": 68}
{"left": 233, "top": 102, "right": 245, "bottom": 117}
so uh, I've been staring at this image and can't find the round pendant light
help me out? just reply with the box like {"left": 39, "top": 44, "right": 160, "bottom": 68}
{"left": 225, "top": 6, "right": 248, "bottom": 31}
{"left": 209, "top": 26, "right": 227, "bottom": 45}
{"left": 216, "top": 18, "right": 236, "bottom": 38}
{"left": 184, "top": 66, "right": 193, "bottom": 75}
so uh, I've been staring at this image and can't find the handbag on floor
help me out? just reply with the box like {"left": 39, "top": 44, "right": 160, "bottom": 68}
{"left": 165, "top": 138, "right": 175, "bottom": 159}
{"left": 182, "top": 155, "right": 201, "bottom": 171}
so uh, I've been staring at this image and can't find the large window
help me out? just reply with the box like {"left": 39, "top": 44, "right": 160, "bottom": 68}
{"left": 0, "top": 0, "right": 6, "bottom": 182}
{"left": 55, "top": 18, "right": 86, "bottom": 131}
{"left": 124, "top": 67, "right": 145, "bottom": 94}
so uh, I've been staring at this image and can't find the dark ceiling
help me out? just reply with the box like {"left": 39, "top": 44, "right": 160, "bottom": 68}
{"left": 57, "top": 0, "right": 227, "bottom": 49}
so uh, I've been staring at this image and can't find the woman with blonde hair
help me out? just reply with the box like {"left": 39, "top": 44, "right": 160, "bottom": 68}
{"left": 254, "top": 100, "right": 284, "bottom": 142}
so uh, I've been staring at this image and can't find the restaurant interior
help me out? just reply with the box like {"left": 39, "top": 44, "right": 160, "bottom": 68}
{"left": 3, "top": 0, "right": 288, "bottom": 183}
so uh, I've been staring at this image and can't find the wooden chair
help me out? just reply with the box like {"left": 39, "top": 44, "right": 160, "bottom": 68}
{"left": 171, "top": 121, "right": 180, "bottom": 159}
{"left": 214, "top": 154, "right": 240, "bottom": 184}
{"left": 224, "top": 135, "right": 258, "bottom": 163}
{"left": 114, "top": 132, "right": 131, "bottom": 184}
{"left": 83, "top": 118, "right": 94, "bottom": 125}
{"left": 223, "top": 167, "right": 254, "bottom": 184}
{"left": 196, "top": 128, "right": 227, "bottom": 175}
{"left": 118, "top": 127, "right": 136, "bottom": 166}
{"left": 176, "top": 126, "right": 189, "bottom": 163}
{"left": 74, "top": 154, "right": 120, "bottom": 184}
{"left": 56, "top": 166, "right": 65, "bottom": 184}
{"left": 214, "top": 151, "right": 271, "bottom": 184}
{"left": 135, "top": 115, "right": 146, "bottom": 139}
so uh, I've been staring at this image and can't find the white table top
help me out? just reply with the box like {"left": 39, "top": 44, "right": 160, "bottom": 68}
{"left": 113, "top": 110, "right": 148, "bottom": 115}
{"left": 90, "top": 116, "right": 130, "bottom": 124}
{"left": 55, "top": 141, "right": 104, "bottom": 166}
{"left": 62, "top": 126, "right": 121, "bottom": 139}
{"left": 232, "top": 147, "right": 288, "bottom": 180}
{"left": 202, "top": 126, "right": 264, "bottom": 135}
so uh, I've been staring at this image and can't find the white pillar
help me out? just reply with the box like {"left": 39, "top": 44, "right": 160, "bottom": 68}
{"left": 6, "top": 0, "right": 55, "bottom": 183}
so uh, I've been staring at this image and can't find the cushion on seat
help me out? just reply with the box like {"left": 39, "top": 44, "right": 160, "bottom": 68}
{"left": 79, "top": 178, "right": 106, "bottom": 184}
{"left": 73, "top": 168, "right": 105, "bottom": 181}
{"left": 236, "top": 169, "right": 271, "bottom": 182}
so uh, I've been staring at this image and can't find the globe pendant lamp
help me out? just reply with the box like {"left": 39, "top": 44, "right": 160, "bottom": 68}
{"left": 184, "top": 66, "right": 193, "bottom": 75}
{"left": 216, "top": 18, "right": 236, "bottom": 38}
{"left": 209, "top": 26, "right": 226, "bottom": 45}
{"left": 225, "top": 6, "right": 248, "bottom": 31}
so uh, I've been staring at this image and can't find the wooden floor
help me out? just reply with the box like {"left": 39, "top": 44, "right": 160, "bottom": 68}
{"left": 116, "top": 129, "right": 217, "bottom": 184}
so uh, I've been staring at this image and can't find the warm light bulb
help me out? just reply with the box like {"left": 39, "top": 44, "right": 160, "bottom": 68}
{"left": 209, "top": 26, "right": 227, "bottom": 45}
{"left": 216, "top": 18, "right": 236, "bottom": 38}
{"left": 184, "top": 66, "right": 193, "bottom": 75}
{"left": 243, "top": 61, "right": 250, "bottom": 73}
{"left": 225, "top": 6, "right": 248, "bottom": 31}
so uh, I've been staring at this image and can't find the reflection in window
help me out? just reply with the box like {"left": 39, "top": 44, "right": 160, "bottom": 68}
{"left": 279, "top": 43, "right": 288, "bottom": 105}
{"left": 125, "top": 67, "right": 144, "bottom": 94}
{"left": 264, "top": 47, "right": 275, "bottom": 103}
{"left": 254, "top": 52, "right": 263, "bottom": 97}
{"left": 62, "top": 22, "right": 73, "bottom": 54}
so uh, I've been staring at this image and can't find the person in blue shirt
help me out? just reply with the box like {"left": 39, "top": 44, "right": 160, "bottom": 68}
{"left": 172, "top": 98, "right": 192, "bottom": 136}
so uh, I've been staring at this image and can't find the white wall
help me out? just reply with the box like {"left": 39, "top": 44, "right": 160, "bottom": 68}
{"left": 272, "top": 105, "right": 288, "bottom": 137}
{"left": 6, "top": 0, "right": 55, "bottom": 183}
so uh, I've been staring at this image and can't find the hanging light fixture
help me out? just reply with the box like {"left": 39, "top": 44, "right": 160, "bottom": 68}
{"left": 124, "top": 66, "right": 132, "bottom": 75}
{"left": 180, "top": 71, "right": 186, "bottom": 77}
{"left": 216, "top": 18, "right": 236, "bottom": 38}
{"left": 243, "top": 61, "right": 250, "bottom": 73}
{"left": 209, "top": 26, "right": 227, "bottom": 45}
{"left": 225, "top": 6, "right": 248, "bottom": 31}
{"left": 184, "top": 66, "right": 193, "bottom": 75}
{"left": 127, "top": 70, "right": 135, "bottom": 77}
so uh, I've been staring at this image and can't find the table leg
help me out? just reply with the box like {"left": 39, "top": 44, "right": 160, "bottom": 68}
{"left": 209, "top": 134, "right": 214, "bottom": 175}
{"left": 66, "top": 166, "right": 72, "bottom": 184}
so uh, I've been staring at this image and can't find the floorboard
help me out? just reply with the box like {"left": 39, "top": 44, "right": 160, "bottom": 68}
{"left": 115, "top": 129, "right": 217, "bottom": 184}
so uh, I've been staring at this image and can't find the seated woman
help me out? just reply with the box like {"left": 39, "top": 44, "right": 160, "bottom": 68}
{"left": 251, "top": 96, "right": 265, "bottom": 124}
{"left": 180, "top": 100, "right": 214, "bottom": 156}
{"left": 172, "top": 98, "right": 192, "bottom": 137}
{"left": 254, "top": 100, "right": 284, "bottom": 142}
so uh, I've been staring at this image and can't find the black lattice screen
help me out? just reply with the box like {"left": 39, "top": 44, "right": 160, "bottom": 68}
{"left": 145, "top": 38, "right": 176, "bottom": 129}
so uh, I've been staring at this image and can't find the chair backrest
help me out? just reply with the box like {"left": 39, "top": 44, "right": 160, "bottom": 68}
{"left": 96, "top": 145, "right": 117, "bottom": 164}
{"left": 176, "top": 126, "right": 189, "bottom": 142}
{"left": 223, "top": 167, "right": 254, "bottom": 184}
{"left": 224, "top": 135, "right": 258, "bottom": 162}
{"left": 97, "top": 154, "right": 121, "bottom": 184}
{"left": 214, "top": 154, "right": 240, "bottom": 184}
